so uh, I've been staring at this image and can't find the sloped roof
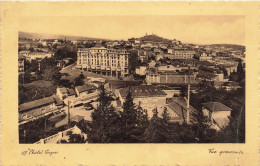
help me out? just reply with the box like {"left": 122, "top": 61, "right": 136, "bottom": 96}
{"left": 225, "top": 81, "right": 240, "bottom": 87}
{"left": 167, "top": 97, "right": 196, "bottom": 123}
{"left": 67, "top": 89, "right": 76, "bottom": 96}
{"left": 19, "top": 95, "right": 63, "bottom": 112}
{"left": 53, "top": 95, "right": 64, "bottom": 106}
{"left": 197, "top": 70, "right": 217, "bottom": 80}
{"left": 71, "top": 115, "right": 85, "bottom": 122}
{"left": 58, "top": 87, "right": 76, "bottom": 96}
{"left": 19, "top": 50, "right": 31, "bottom": 54}
{"left": 119, "top": 85, "right": 167, "bottom": 98}
{"left": 202, "top": 102, "right": 232, "bottom": 112}
{"left": 75, "top": 84, "right": 97, "bottom": 93}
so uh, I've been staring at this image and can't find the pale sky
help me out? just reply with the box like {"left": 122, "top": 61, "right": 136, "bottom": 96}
{"left": 19, "top": 16, "right": 245, "bottom": 45}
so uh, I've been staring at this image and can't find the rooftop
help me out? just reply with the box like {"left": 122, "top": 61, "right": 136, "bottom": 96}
{"left": 19, "top": 95, "right": 63, "bottom": 112}
{"left": 75, "top": 84, "right": 97, "bottom": 93}
{"left": 202, "top": 102, "right": 232, "bottom": 112}
{"left": 119, "top": 85, "right": 167, "bottom": 98}
{"left": 167, "top": 97, "right": 196, "bottom": 123}
{"left": 58, "top": 87, "right": 76, "bottom": 96}
{"left": 19, "top": 50, "right": 31, "bottom": 54}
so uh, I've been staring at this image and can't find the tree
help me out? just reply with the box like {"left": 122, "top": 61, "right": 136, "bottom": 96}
{"left": 229, "top": 72, "right": 239, "bottom": 82}
{"left": 162, "top": 107, "right": 171, "bottom": 123}
{"left": 42, "top": 66, "right": 61, "bottom": 83}
{"left": 37, "top": 43, "right": 43, "bottom": 48}
{"left": 128, "top": 50, "right": 141, "bottom": 74}
{"left": 86, "top": 84, "right": 122, "bottom": 143}
{"left": 121, "top": 89, "right": 148, "bottom": 143}
{"left": 179, "top": 85, "right": 187, "bottom": 97}
{"left": 67, "top": 134, "right": 85, "bottom": 143}
{"left": 237, "top": 59, "right": 245, "bottom": 82}
{"left": 20, "top": 71, "right": 32, "bottom": 84}
{"left": 84, "top": 42, "right": 95, "bottom": 48}
{"left": 189, "top": 79, "right": 245, "bottom": 143}
{"left": 29, "top": 47, "right": 34, "bottom": 52}
{"left": 79, "top": 72, "right": 85, "bottom": 79}
{"left": 142, "top": 108, "right": 170, "bottom": 143}
{"left": 54, "top": 45, "right": 77, "bottom": 61}
{"left": 40, "top": 57, "right": 57, "bottom": 71}
{"left": 73, "top": 75, "right": 84, "bottom": 87}
{"left": 59, "top": 79, "right": 72, "bottom": 88}
{"left": 214, "top": 107, "right": 245, "bottom": 143}
{"left": 29, "top": 60, "right": 39, "bottom": 72}
{"left": 190, "top": 108, "right": 213, "bottom": 143}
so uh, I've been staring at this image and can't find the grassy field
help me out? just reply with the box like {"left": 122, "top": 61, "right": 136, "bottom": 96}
{"left": 23, "top": 80, "right": 54, "bottom": 88}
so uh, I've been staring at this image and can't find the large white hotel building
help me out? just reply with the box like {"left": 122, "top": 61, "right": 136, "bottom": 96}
{"left": 77, "top": 47, "right": 130, "bottom": 78}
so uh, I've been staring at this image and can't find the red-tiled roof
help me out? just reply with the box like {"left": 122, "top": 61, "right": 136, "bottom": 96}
{"left": 202, "top": 102, "right": 232, "bottom": 112}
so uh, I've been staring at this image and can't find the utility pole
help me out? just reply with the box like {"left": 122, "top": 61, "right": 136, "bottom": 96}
{"left": 187, "top": 66, "right": 191, "bottom": 124}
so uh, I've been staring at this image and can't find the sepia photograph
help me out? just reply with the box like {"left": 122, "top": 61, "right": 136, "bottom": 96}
{"left": 17, "top": 15, "right": 246, "bottom": 144}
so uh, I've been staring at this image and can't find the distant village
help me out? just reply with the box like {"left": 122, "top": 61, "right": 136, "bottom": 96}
{"left": 18, "top": 32, "right": 245, "bottom": 144}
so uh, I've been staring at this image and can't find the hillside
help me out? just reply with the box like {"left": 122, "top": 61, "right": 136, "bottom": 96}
{"left": 205, "top": 44, "right": 245, "bottom": 51}
{"left": 138, "top": 34, "right": 170, "bottom": 42}
{"left": 19, "top": 31, "right": 109, "bottom": 41}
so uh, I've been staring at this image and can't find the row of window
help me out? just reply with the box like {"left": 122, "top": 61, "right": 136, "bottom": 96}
{"left": 81, "top": 59, "right": 126, "bottom": 67}
{"left": 80, "top": 54, "right": 127, "bottom": 60}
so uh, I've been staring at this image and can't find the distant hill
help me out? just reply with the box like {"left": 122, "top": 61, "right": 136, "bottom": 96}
{"left": 205, "top": 44, "right": 245, "bottom": 50}
{"left": 19, "top": 31, "right": 109, "bottom": 41}
{"left": 138, "top": 34, "right": 170, "bottom": 43}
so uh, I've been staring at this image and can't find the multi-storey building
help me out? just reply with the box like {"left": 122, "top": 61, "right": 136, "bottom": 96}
{"left": 77, "top": 47, "right": 130, "bottom": 78}
{"left": 18, "top": 50, "right": 31, "bottom": 57}
{"left": 19, "top": 51, "right": 54, "bottom": 62}
{"left": 19, "top": 95, "right": 63, "bottom": 123}
{"left": 146, "top": 68, "right": 196, "bottom": 85}
{"left": 18, "top": 55, "right": 25, "bottom": 74}
{"left": 28, "top": 52, "right": 54, "bottom": 61}
{"left": 167, "top": 49, "right": 195, "bottom": 59}
{"left": 117, "top": 85, "right": 196, "bottom": 122}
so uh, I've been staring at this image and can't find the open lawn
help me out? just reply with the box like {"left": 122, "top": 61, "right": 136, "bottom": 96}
{"left": 23, "top": 80, "right": 54, "bottom": 88}
{"left": 19, "top": 80, "right": 57, "bottom": 104}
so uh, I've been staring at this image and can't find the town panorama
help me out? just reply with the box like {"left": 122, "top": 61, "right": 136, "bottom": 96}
{"left": 18, "top": 32, "right": 245, "bottom": 143}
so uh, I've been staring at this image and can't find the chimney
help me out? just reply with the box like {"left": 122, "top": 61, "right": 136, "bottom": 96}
{"left": 186, "top": 66, "right": 191, "bottom": 124}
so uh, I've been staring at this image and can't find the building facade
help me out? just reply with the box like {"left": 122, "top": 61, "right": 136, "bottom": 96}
{"left": 167, "top": 49, "right": 195, "bottom": 59}
{"left": 146, "top": 71, "right": 196, "bottom": 85}
{"left": 202, "top": 102, "right": 232, "bottom": 130}
{"left": 117, "top": 85, "right": 167, "bottom": 118}
{"left": 77, "top": 47, "right": 130, "bottom": 78}
{"left": 28, "top": 52, "right": 54, "bottom": 61}
{"left": 19, "top": 95, "right": 63, "bottom": 123}
{"left": 18, "top": 56, "right": 25, "bottom": 74}
{"left": 199, "top": 52, "right": 212, "bottom": 61}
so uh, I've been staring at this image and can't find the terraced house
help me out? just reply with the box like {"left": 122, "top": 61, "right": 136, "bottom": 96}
{"left": 77, "top": 46, "right": 130, "bottom": 78}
